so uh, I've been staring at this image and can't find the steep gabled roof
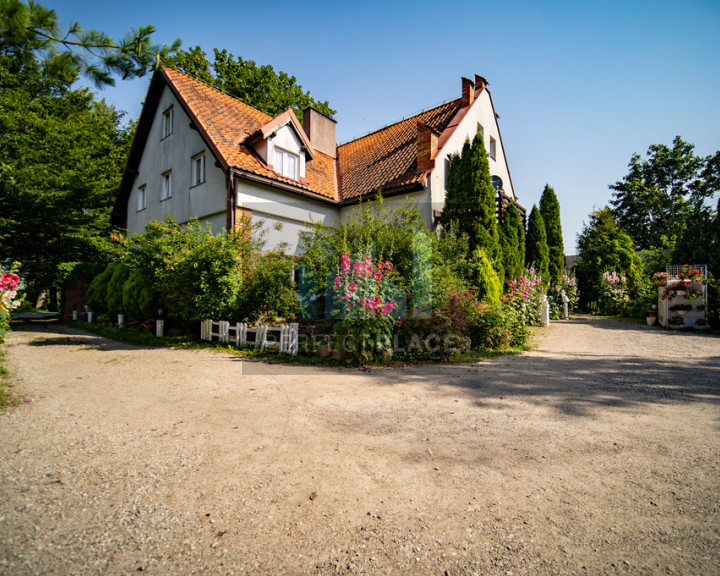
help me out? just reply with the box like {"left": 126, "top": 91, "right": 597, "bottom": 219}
{"left": 114, "top": 69, "right": 337, "bottom": 226}
{"left": 336, "top": 99, "right": 462, "bottom": 200}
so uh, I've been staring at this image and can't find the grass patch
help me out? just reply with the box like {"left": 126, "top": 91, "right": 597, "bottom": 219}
{"left": 0, "top": 347, "right": 20, "bottom": 409}
{"left": 69, "top": 321, "right": 197, "bottom": 348}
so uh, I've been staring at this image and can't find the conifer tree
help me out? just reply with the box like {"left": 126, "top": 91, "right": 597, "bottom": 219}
{"left": 539, "top": 184, "right": 564, "bottom": 285}
{"left": 441, "top": 132, "right": 502, "bottom": 284}
{"left": 525, "top": 205, "right": 550, "bottom": 282}
{"left": 499, "top": 202, "right": 525, "bottom": 283}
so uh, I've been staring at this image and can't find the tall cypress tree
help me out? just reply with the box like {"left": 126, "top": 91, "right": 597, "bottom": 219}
{"left": 539, "top": 184, "right": 564, "bottom": 285}
{"left": 499, "top": 202, "right": 525, "bottom": 283}
{"left": 441, "top": 133, "right": 502, "bottom": 284}
{"left": 526, "top": 205, "right": 550, "bottom": 282}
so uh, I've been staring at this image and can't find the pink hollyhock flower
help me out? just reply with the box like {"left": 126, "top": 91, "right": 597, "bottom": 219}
{"left": 385, "top": 262, "right": 393, "bottom": 271}
{"left": 334, "top": 276, "right": 341, "bottom": 287}
{"left": 359, "top": 298, "right": 366, "bottom": 306}
{"left": 346, "top": 290, "right": 352, "bottom": 299}
{"left": 509, "top": 279, "right": 515, "bottom": 287}
{"left": 349, "top": 282, "right": 358, "bottom": 291}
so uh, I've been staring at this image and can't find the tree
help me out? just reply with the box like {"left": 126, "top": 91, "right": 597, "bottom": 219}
{"left": 575, "top": 208, "right": 643, "bottom": 307}
{"left": 441, "top": 132, "right": 502, "bottom": 283}
{"left": 609, "top": 136, "right": 717, "bottom": 251}
{"left": 539, "top": 184, "right": 564, "bottom": 285}
{"left": 164, "top": 46, "right": 335, "bottom": 121}
{"left": 0, "top": 0, "right": 180, "bottom": 87}
{"left": 525, "top": 205, "right": 550, "bottom": 282}
{"left": 0, "top": 56, "right": 131, "bottom": 307}
{"left": 499, "top": 202, "right": 525, "bottom": 283}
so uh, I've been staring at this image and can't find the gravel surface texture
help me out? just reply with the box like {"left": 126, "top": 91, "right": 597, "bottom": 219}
{"left": 1, "top": 316, "right": 719, "bottom": 575}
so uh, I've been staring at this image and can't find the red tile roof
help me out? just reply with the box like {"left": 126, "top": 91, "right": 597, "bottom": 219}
{"left": 336, "top": 100, "right": 462, "bottom": 200}
{"left": 163, "top": 68, "right": 337, "bottom": 200}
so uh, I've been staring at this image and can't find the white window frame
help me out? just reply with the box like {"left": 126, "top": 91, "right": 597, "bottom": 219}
{"left": 137, "top": 184, "right": 147, "bottom": 211}
{"left": 489, "top": 136, "right": 497, "bottom": 160}
{"left": 191, "top": 152, "right": 206, "bottom": 186}
{"left": 274, "top": 147, "right": 299, "bottom": 180}
{"left": 161, "top": 170, "right": 172, "bottom": 200}
{"left": 162, "top": 106, "right": 174, "bottom": 139}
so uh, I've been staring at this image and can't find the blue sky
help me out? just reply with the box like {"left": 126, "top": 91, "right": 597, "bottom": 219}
{"left": 49, "top": 0, "right": 720, "bottom": 253}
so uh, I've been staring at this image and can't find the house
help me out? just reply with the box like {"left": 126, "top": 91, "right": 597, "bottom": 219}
{"left": 112, "top": 69, "right": 525, "bottom": 253}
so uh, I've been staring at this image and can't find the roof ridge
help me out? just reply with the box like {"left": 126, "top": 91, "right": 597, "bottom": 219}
{"left": 338, "top": 97, "right": 461, "bottom": 147}
{"left": 162, "top": 66, "right": 272, "bottom": 121}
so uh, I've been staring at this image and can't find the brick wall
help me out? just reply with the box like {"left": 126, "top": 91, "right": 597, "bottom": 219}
{"left": 62, "top": 277, "right": 93, "bottom": 321}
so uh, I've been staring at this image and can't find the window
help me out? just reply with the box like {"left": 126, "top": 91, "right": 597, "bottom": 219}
{"left": 489, "top": 136, "right": 497, "bottom": 160}
{"left": 477, "top": 122, "right": 484, "bottom": 140}
{"left": 192, "top": 152, "right": 206, "bottom": 186}
{"left": 162, "top": 106, "right": 174, "bottom": 138}
{"left": 161, "top": 170, "right": 172, "bottom": 200}
{"left": 137, "top": 184, "right": 146, "bottom": 211}
{"left": 274, "top": 147, "right": 299, "bottom": 180}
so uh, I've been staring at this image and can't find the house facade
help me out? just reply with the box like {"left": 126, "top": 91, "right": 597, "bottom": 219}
{"left": 112, "top": 69, "right": 524, "bottom": 253}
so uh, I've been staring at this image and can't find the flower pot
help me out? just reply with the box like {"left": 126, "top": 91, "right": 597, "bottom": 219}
{"left": 646, "top": 316, "right": 657, "bottom": 326}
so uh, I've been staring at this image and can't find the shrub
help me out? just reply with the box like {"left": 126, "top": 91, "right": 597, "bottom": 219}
{"left": 122, "top": 269, "right": 158, "bottom": 321}
{"left": 471, "top": 247, "right": 501, "bottom": 304}
{"left": 597, "top": 271, "right": 629, "bottom": 315}
{"left": 87, "top": 262, "right": 119, "bottom": 314}
{"left": 329, "top": 252, "right": 401, "bottom": 364}
{"left": 503, "top": 268, "right": 546, "bottom": 326}
{"left": 1, "top": 272, "right": 21, "bottom": 343}
{"left": 548, "top": 273, "right": 579, "bottom": 319}
{"left": 239, "top": 253, "right": 297, "bottom": 322}
{"left": 106, "top": 263, "right": 130, "bottom": 319}
{"left": 467, "top": 301, "right": 529, "bottom": 351}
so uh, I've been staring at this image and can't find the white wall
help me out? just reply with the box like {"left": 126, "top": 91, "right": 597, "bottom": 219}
{"left": 428, "top": 89, "right": 516, "bottom": 215}
{"left": 126, "top": 85, "right": 227, "bottom": 235}
{"left": 338, "top": 189, "right": 432, "bottom": 228}
{"left": 236, "top": 180, "right": 339, "bottom": 255}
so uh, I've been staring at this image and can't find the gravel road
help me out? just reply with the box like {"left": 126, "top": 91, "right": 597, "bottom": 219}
{"left": 1, "top": 317, "right": 719, "bottom": 575}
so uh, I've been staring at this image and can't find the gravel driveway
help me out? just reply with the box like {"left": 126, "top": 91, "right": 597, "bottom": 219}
{"left": 1, "top": 317, "right": 719, "bottom": 575}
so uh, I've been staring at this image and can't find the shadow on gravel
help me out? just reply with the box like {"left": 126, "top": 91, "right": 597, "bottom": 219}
{"left": 11, "top": 322, "right": 155, "bottom": 352}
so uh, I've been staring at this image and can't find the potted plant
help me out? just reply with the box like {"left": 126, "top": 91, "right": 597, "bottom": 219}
{"left": 646, "top": 306, "right": 658, "bottom": 326}
{"left": 668, "top": 316, "right": 684, "bottom": 329}
{"left": 695, "top": 317, "right": 709, "bottom": 330}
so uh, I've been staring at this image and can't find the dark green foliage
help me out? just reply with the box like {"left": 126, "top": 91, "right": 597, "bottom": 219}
{"left": 105, "top": 262, "right": 129, "bottom": 318}
{"left": 499, "top": 203, "right": 525, "bottom": 285}
{"left": 441, "top": 133, "right": 502, "bottom": 282}
{"left": 525, "top": 205, "right": 550, "bottom": 282}
{"left": 471, "top": 247, "right": 501, "bottom": 304}
{"left": 575, "top": 208, "right": 643, "bottom": 307}
{"left": 0, "top": 0, "right": 179, "bottom": 87}
{"left": 539, "top": 184, "right": 564, "bottom": 285}
{"left": 467, "top": 302, "right": 530, "bottom": 351}
{"left": 609, "top": 136, "right": 718, "bottom": 250}
{"left": 87, "top": 262, "right": 118, "bottom": 313}
{"left": 122, "top": 269, "right": 156, "bottom": 321}
{"left": 164, "top": 46, "right": 335, "bottom": 122}
{"left": 239, "top": 253, "right": 297, "bottom": 322}
{"left": 0, "top": 54, "right": 131, "bottom": 308}
{"left": 299, "top": 197, "right": 473, "bottom": 317}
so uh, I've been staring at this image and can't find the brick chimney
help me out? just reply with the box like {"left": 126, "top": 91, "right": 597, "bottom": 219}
{"left": 474, "top": 74, "right": 488, "bottom": 94}
{"left": 302, "top": 107, "right": 337, "bottom": 158}
{"left": 461, "top": 77, "right": 475, "bottom": 107}
{"left": 417, "top": 122, "right": 439, "bottom": 172}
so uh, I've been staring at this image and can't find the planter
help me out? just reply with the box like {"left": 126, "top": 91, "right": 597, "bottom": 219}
{"left": 694, "top": 324, "right": 710, "bottom": 331}
{"left": 646, "top": 316, "right": 657, "bottom": 326}
{"left": 668, "top": 324, "right": 685, "bottom": 330}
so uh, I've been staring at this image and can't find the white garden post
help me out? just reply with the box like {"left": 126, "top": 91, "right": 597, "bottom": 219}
{"left": 541, "top": 295, "right": 550, "bottom": 327}
{"left": 561, "top": 290, "right": 570, "bottom": 320}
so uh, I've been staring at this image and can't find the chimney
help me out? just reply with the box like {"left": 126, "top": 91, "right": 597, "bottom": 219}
{"left": 417, "top": 122, "right": 439, "bottom": 172}
{"left": 302, "top": 107, "right": 337, "bottom": 158}
{"left": 461, "top": 77, "right": 475, "bottom": 107}
{"left": 474, "top": 74, "right": 488, "bottom": 94}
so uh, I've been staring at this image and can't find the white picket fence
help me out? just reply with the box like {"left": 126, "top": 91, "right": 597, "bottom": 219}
{"left": 200, "top": 319, "right": 299, "bottom": 356}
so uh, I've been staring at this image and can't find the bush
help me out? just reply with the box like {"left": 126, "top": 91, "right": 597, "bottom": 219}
{"left": 122, "top": 269, "right": 158, "bottom": 321}
{"left": 87, "top": 262, "right": 119, "bottom": 313}
{"left": 468, "top": 301, "right": 529, "bottom": 351}
{"left": 106, "top": 263, "right": 130, "bottom": 319}
{"left": 471, "top": 247, "right": 501, "bottom": 304}
{"left": 503, "top": 268, "right": 546, "bottom": 326}
{"left": 548, "top": 273, "right": 579, "bottom": 319}
{"left": 239, "top": 253, "right": 297, "bottom": 322}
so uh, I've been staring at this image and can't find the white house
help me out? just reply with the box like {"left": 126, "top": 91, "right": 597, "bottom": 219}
{"left": 112, "top": 69, "right": 524, "bottom": 252}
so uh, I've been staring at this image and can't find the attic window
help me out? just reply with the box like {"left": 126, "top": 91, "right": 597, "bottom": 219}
{"left": 489, "top": 136, "right": 497, "bottom": 160}
{"left": 137, "top": 184, "right": 146, "bottom": 211}
{"left": 274, "top": 148, "right": 299, "bottom": 180}
{"left": 162, "top": 106, "right": 174, "bottom": 139}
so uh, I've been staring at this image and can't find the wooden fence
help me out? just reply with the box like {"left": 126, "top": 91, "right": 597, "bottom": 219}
{"left": 200, "top": 319, "right": 299, "bottom": 356}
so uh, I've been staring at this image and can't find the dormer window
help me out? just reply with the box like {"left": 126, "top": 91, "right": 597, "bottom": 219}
{"left": 162, "top": 106, "right": 174, "bottom": 139}
{"left": 274, "top": 147, "right": 299, "bottom": 180}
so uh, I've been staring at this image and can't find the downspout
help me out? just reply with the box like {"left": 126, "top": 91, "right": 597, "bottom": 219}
{"left": 227, "top": 169, "right": 235, "bottom": 233}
